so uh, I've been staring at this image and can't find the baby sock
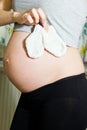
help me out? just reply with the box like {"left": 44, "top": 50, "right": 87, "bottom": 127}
{"left": 25, "top": 24, "right": 44, "bottom": 58}
{"left": 42, "top": 25, "right": 67, "bottom": 57}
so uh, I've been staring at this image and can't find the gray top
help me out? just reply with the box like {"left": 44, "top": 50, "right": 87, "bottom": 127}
{"left": 12, "top": 0, "right": 87, "bottom": 48}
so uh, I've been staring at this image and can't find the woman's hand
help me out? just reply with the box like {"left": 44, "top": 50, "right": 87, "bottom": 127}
{"left": 13, "top": 8, "right": 48, "bottom": 30}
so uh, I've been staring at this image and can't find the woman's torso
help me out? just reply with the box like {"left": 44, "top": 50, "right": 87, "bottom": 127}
{"left": 3, "top": 31, "right": 85, "bottom": 92}
{"left": 3, "top": 0, "right": 86, "bottom": 92}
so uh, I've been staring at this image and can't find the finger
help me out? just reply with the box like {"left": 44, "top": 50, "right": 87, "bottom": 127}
{"left": 27, "top": 14, "right": 34, "bottom": 24}
{"left": 24, "top": 13, "right": 34, "bottom": 24}
{"left": 37, "top": 8, "right": 48, "bottom": 30}
{"left": 31, "top": 8, "right": 39, "bottom": 24}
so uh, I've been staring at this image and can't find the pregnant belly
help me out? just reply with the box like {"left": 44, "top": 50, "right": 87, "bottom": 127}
{"left": 3, "top": 32, "right": 85, "bottom": 92}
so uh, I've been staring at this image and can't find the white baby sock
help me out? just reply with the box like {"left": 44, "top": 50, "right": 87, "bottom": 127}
{"left": 25, "top": 24, "right": 44, "bottom": 58}
{"left": 42, "top": 25, "right": 67, "bottom": 57}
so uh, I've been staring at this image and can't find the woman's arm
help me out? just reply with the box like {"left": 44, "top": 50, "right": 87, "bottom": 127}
{"left": 0, "top": 0, "right": 14, "bottom": 25}
{"left": 1, "top": 0, "right": 12, "bottom": 10}
{"left": 0, "top": 0, "right": 12, "bottom": 10}
{"left": 0, "top": 9, "right": 15, "bottom": 25}
{"left": 0, "top": 0, "right": 48, "bottom": 30}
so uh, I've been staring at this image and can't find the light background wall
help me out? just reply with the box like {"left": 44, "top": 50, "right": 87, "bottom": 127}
{"left": 0, "top": 68, "right": 21, "bottom": 130}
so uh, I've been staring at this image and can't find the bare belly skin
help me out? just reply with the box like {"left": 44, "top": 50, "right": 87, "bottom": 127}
{"left": 3, "top": 31, "right": 85, "bottom": 92}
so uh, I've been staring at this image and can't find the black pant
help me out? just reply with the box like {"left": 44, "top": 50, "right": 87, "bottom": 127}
{"left": 10, "top": 73, "right": 87, "bottom": 130}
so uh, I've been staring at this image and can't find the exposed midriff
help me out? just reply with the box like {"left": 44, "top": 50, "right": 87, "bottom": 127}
{"left": 3, "top": 31, "right": 85, "bottom": 92}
